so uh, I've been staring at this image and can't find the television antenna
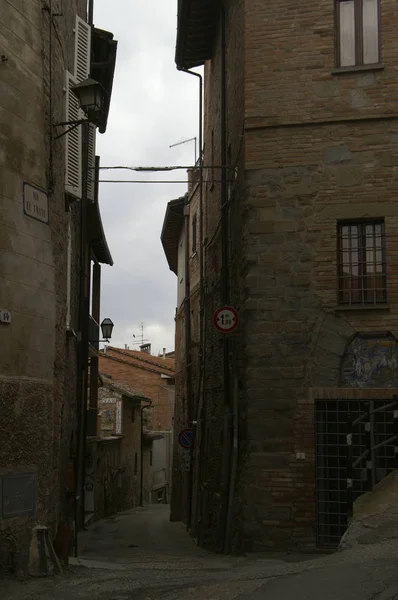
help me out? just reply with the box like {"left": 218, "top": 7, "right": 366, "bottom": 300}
{"left": 132, "top": 322, "right": 150, "bottom": 346}
{"left": 169, "top": 137, "right": 197, "bottom": 164}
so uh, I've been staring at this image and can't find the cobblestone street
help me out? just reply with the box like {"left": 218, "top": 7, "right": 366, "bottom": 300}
{"left": 4, "top": 505, "right": 398, "bottom": 600}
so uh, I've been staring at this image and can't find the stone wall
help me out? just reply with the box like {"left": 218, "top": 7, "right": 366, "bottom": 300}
{"left": 181, "top": 0, "right": 398, "bottom": 553}
{"left": 241, "top": 0, "right": 398, "bottom": 548}
{"left": 0, "top": 0, "right": 85, "bottom": 576}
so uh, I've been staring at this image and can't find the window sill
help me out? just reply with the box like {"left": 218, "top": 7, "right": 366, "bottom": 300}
{"left": 334, "top": 303, "right": 390, "bottom": 312}
{"left": 332, "top": 63, "right": 385, "bottom": 75}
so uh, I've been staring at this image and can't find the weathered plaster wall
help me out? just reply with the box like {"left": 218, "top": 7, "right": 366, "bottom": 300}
{"left": 0, "top": 0, "right": 85, "bottom": 577}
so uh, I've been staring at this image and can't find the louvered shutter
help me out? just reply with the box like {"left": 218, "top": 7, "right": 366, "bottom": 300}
{"left": 74, "top": 15, "right": 96, "bottom": 201}
{"left": 65, "top": 70, "right": 82, "bottom": 199}
{"left": 74, "top": 15, "right": 91, "bottom": 83}
{"left": 87, "top": 123, "right": 96, "bottom": 201}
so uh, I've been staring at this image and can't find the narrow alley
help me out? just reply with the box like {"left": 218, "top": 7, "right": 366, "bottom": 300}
{"left": 4, "top": 505, "right": 398, "bottom": 600}
{"left": 4, "top": 0, "right": 398, "bottom": 597}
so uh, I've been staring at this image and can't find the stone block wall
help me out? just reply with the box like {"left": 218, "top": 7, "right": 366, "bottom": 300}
{"left": 0, "top": 0, "right": 85, "bottom": 576}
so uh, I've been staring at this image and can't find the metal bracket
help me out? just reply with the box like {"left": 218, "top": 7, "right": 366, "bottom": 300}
{"left": 53, "top": 119, "right": 88, "bottom": 140}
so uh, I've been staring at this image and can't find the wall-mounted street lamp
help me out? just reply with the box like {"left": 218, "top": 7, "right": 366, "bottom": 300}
{"left": 88, "top": 318, "right": 114, "bottom": 344}
{"left": 53, "top": 77, "right": 106, "bottom": 139}
{"left": 100, "top": 318, "right": 114, "bottom": 342}
{"left": 72, "top": 78, "right": 104, "bottom": 122}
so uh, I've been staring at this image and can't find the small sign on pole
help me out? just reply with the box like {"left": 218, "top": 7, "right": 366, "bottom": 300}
{"left": 213, "top": 306, "right": 239, "bottom": 333}
{"left": 178, "top": 428, "right": 193, "bottom": 449}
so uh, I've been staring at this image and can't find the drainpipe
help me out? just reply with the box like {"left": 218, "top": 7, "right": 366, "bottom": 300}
{"left": 218, "top": 4, "right": 235, "bottom": 554}
{"left": 178, "top": 67, "right": 203, "bottom": 533}
{"left": 183, "top": 197, "right": 193, "bottom": 527}
{"left": 75, "top": 1, "right": 94, "bottom": 553}
{"left": 219, "top": 2, "right": 239, "bottom": 555}
{"left": 140, "top": 403, "right": 153, "bottom": 506}
{"left": 87, "top": 0, "right": 94, "bottom": 25}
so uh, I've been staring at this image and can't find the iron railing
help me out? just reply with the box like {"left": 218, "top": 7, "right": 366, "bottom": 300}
{"left": 316, "top": 397, "right": 398, "bottom": 548}
{"left": 346, "top": 395, "right": 398, "bottom": 520}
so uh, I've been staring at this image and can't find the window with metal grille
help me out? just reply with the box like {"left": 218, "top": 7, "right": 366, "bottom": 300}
{"left": 336, "top": 0, "right": 380, "bottom": 68}
{"left": 338, "top": 220, "right": 386, "bottom": 306}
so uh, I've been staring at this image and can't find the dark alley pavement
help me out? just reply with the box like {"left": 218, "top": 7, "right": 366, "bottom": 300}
{"left": 4, "top": 504, "right": 398, "bottom": 599}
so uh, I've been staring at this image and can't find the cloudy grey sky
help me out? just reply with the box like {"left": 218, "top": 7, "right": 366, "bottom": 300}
{"left": 93, "top": 0, "right": 201, "bottom": 355}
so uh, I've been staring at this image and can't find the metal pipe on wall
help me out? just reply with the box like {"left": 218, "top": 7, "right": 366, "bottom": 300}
{"left": 183, "top": 199, "right": 193, "bottom": 528}
{"left": 218, "top": 4, "right": 236, "bottom": 554}
{"left": 75, "top": 1, "right": 94, "bottom": 548}
{"left": 178, "top": 66, "right": 204, "bottom": 534}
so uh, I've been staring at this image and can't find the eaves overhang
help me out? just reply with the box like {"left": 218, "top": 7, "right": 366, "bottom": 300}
{"left": 175, "top": 0, "right": 220, "bottom": 70}
{"left": 88, "top": 199, "right": 113, "bottom": 266}
{"left": 91, "top": 27, "right": 118, "bottom": 134}
{"left": 160, "top": 196, "right": 186, "bottom": 275}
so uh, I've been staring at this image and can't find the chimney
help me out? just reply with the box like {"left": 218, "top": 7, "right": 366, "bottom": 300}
{"left": 140, "top": 343, "right": 151, "bottom": 354}
{"left": 125, "top": 344, "right": 128, "bottom": 350}
{"left": 103, "top": 345, "right": 108, "bottom": 354}
{"left": 163, "top": 348, "right": 166, "bottom": 360}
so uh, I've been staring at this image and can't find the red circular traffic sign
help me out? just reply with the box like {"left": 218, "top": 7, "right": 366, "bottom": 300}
{"left": 213, "top": 306, "right": 239, "bottom": 333}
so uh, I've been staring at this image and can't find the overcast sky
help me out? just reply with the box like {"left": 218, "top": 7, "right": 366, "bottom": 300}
{"left": 93, "top": 0, "right": 201, "bottom": 355}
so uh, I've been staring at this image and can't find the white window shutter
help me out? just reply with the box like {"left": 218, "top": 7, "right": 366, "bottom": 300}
{"left": 74, "top": 15, "right": 91, "bottom": 82}
{"left": 87, "top": 123, "right": 96, "bottom": 201}
{"left": 65, "top": 70, "right": 82, "bottom": 199}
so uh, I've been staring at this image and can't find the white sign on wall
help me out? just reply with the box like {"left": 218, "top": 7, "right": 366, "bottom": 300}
{"left": 23, "top": 182, "right": 49, "bottom": 224}
{"left": 0, "top": 309, "right": 11, "bottom": 324}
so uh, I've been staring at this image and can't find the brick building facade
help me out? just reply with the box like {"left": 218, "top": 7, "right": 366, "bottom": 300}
{"left": 99, "top": 347, "right": 175, "bottom": 432}
{"left": 162, "top": 0, "right": 398, "bottom": 553}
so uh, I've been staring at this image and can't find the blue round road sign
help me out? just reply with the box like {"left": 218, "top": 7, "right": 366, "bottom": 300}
{"left": 178, "top": 428, "right": 193, "bottom": 449}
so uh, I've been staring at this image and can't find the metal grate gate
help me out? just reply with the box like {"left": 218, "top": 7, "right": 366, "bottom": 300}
{"left": 315, "top": 399, "right": 396, "bottom": 549}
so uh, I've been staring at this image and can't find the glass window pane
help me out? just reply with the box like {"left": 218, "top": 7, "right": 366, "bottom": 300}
{"left": 363, "top": 0, "right": 379, "bottom": 65}
{"left": 342, "top": 225, "right": 349, "bottom": 237}
{"left": 340, "top": 1, "right": 356, "bottom": 67}
{"left": 350, "top": 225, "right": 358, "bottom": 237}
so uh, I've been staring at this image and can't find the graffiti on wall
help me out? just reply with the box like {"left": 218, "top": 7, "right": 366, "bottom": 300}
{"left": 341, "top": 333, "right": 398, "bottom": 388}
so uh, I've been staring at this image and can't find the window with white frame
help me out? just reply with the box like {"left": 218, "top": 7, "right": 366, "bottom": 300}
{"left": 336, "top": 0, "right": 380, "bottom": 68}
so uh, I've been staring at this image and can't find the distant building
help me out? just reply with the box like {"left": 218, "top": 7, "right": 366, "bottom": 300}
{"left": 82, "top": 374, "right": 158, "bottom": 520}
{"left": 0, "top": 2, "right": 116, "bottom": 576}
{"left": 99, "top": 347, "right": 175, "bottom": 503}
{"left": 100, "top": 346, "right": 175, "bottom": 431}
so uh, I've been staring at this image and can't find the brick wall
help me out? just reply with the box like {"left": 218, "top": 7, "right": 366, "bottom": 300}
{"left": 99, "top": 350, "right": 175, "bottom": 432}
{"left": 179, "top": 0, "right": 398, "bottom": 553}
{"left": 240, "top": 0, "right": 398, "bottom": 550}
